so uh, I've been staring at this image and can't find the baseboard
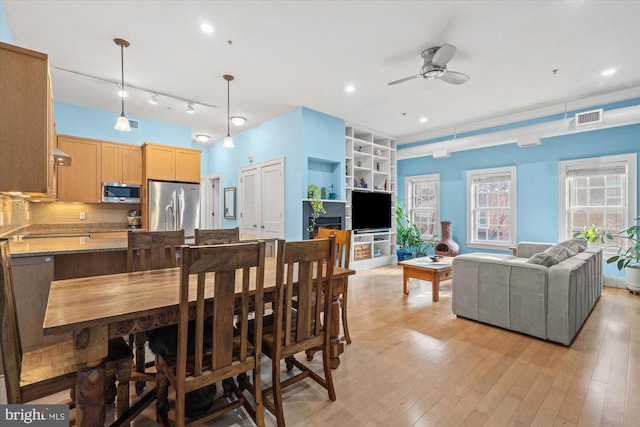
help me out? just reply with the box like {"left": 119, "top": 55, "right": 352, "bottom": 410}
{"left": 603, "top": 275, "right": 627, "bottom": 288}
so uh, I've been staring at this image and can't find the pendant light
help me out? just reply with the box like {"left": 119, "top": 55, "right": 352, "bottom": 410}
{"left": 223, "top": 74, "right": 235, "bottom": 148}
{"left": 114, "top": 38, "right": 131, "bottom": 132}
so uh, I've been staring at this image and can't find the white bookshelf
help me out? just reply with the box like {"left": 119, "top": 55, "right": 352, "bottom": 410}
{"left": 345, "top": 124, "right": 397, "bottom": 270}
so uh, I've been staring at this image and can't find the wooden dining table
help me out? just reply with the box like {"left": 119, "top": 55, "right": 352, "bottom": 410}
{"left": 43, "top": 256, "right": 354, "bottom": 427}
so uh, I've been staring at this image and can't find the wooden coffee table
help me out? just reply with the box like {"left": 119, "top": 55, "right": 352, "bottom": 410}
{"left": 399, "top": 256, "right": 453, "bottom": 302}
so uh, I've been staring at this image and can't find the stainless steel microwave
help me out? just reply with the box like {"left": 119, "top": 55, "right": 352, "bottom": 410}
{"left": 102, "top": 182, "right": 141, "bottom": 203}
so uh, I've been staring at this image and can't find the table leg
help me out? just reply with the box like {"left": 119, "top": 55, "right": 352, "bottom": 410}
{"left": 403, "top": 269, "right": 409, "bottom": 295}
{"left": 76, "top": 362, "right": 107, "bottom": 427}
{"left": 329, "top": 277, "right": 345, "bottom": 369}
{"left": 432, "top": 274, "right": 440, "bottom": 303}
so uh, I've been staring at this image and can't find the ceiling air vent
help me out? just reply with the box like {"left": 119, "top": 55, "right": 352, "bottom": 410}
{"left": 575, "top": 109, "right": 603, "bottom": 127}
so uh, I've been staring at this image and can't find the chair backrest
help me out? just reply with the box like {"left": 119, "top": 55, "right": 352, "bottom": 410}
{"left": 317, "top": 227, "right": 351, "bottom": 269}
{"left": 273, "top": 236, "right": 335, "bottom": 358}
{"left": 176, "top": 242, "right": 266, "bottom": 387}
{"left": 194, "top": 227, "right": 240, "bottom": 245}
{"left": 0, "top": 238, "right": 24, "bottom": 403}
{"left": 127, "top": 230, "right": 185, "bottom": 272}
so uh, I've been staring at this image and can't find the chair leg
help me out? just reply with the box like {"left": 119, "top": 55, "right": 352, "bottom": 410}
{"left": 115, "top": 360, "right": 131, "bottom": 422}
{"left": 341, "top": 280, "right": 352, "bottom": 344}
{"left": 322, "top": 345, "right": 337, "bottom": 401}
{"left": 155, "top": 361, "right": 170, "bottom": 427}
{"left": 271, "top": 359, "right": 286, "bottom": 427}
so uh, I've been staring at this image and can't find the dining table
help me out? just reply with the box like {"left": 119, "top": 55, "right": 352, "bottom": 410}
{"left": 43, "top": 256, "right": 354, "bottom": 427}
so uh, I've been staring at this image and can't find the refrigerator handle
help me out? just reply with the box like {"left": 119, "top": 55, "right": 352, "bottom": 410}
{"left": 176, "top": 196, "right": 181, "bottom": 230}
{"left": 165, "top": 204, "right": 174, "bottom": 231}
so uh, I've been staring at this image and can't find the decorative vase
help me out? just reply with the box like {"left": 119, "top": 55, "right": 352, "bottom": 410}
{"left": 626, "top": 264, "right": 640, "bottom": 294}
{"left": 434, "top": 221, "right": 459, "bottom": 256}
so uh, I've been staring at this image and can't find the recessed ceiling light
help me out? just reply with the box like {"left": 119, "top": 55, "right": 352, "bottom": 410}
{"left": 345, "top": 85, "right": 355, "bottom": 93}
{"left": 601, "top": 68, "right": 616, "bottom": 77}
{"left": 117, "top": 84, "right": 127, "bottom": 97}
{"left": 200, "top": 23, "right": 214, "bottom": 33}
{"left": 231, "top": 116, "right": 247, "bottom": 126}
{"left": 419, "top": 117, "right": 428, "bottom": 123}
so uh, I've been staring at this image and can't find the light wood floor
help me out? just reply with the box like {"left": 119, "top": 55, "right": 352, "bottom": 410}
{"left": 9, "top": 265, "right": 640, "bottom": 426}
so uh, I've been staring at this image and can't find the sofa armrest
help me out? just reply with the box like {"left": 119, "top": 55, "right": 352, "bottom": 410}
{"left": 516, "top": 242, "right": 554, "bottom": 258}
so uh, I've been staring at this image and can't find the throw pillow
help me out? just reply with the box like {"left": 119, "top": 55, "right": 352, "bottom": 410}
{"left": 525, "top": 237, "right": 588, "bottom": 266}
{"left": 526, "top": 251, "right": 562, "bottom": 267}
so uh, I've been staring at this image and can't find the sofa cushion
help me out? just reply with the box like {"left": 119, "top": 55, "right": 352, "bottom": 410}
{"left": 525, "top": 237, "right": 588, "bottom": 267}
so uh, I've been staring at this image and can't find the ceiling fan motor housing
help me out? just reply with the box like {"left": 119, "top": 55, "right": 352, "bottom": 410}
{"left": 421, "top": 64, "right": 445, "bottom": 79}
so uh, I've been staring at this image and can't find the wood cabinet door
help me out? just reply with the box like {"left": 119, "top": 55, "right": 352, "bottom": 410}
{"left": 121, "top": 144, "right": 142, "bottom": 184}
{"left": 145, "top": 144, "right": 175, "bottom": 181}
{"left": 175, "top": 148, "right": 201, "bottom": 183}
{"left": 101, "top": 142, "right": 122, "bottom": 183}
{"left": 57, "top": 136, "right": 101, "bottom": 202}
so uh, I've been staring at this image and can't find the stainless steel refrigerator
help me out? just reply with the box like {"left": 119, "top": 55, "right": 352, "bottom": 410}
{"left": 148, "top": 180, "right": 200, "bottom": 240}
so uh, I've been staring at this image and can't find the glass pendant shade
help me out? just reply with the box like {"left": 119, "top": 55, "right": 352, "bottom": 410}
{"left": 114, "top": 113, "right": 131, "bottom": 132}
{"left": 223, "top": 135, "right": 234, "bottom": 148}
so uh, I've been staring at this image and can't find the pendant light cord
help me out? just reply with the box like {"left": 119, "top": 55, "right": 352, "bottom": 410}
{"left": 226, "top": 78, "right": 230, "bottom": 137}
{"left": 120, "top": 43, "right": 125, "bottom": 115}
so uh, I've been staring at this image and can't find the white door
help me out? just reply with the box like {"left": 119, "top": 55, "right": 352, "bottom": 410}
{"left": 239, "top": 158, "right": 285, "bottom": 238}
{"left": 239, "top": 166, "right": 260, "bottom": 235}
{"left": 201, "top": 175, "right": 222, "bottom": 229}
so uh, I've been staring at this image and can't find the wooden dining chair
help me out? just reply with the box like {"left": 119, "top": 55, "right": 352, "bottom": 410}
{"left": 152, "top": 242, "right": 267, "bottom": 427}
{"left": 127, "top": 229, "right": 185, "bottom": 394}
{"left": 257, "top": 237, "right": 337, "bottom": 426}
{"left": 317, "top": 227, "right": 353, "bottom": 344}
{"left": 194, "top": 227, "right": 240, "bottom": 245}
{"left": 0, "top": 238, "right": 133, "bottom": 420}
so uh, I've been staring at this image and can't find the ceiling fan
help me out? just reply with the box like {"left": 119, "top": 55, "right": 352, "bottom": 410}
{"left": 388, "top": 44, "right": 470, "bottom": 86}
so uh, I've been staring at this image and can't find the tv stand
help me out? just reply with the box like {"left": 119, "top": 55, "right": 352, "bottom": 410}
{"left": 345, "top": 123, "right": 396, "bottom": 270}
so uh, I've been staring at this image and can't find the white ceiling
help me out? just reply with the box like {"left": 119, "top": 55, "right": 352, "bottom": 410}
{"left": 4, "top": 1, "right": 640, "bottom": 146}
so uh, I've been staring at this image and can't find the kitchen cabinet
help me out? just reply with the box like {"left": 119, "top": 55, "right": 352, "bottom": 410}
{"left": 143, "top": 143, "right": 201, "bottom": 183}
{"left": 102, "top": 142, "right": 142, "bottom": 184}
{"left": 57, "top": 135, "right": 102, "bottom": 202}
{"left": 0, "top": 42, "right": 56, "bottom": 199}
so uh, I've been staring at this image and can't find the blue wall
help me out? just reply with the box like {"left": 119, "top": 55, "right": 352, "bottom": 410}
{"left": 398, "top": 106, "right": 640, "bottom": 278}
{"left": 54, "top": 102, "right": 192, "bottom": 148}
{"left": 0, "top": 1, "right": 13, "bottom": 43}
{"left": 203, "top": 107, "right": 344, "bottom": 240}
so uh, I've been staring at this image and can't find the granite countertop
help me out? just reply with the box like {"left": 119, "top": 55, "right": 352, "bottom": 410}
{"left": 9, "top": 235, "right": 129, "bottom": 257}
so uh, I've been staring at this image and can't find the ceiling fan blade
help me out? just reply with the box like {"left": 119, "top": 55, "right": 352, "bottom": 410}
{"left": 432, "top": 44, "right": 456, "bottom": 67}
{"left": 441, "top": 70, "right": 470, "bottom": 85}
{"left": 387, "top": 74, "right": 421, "bottom": 86}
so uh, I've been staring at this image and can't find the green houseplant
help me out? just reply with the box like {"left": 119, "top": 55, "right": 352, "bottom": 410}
{"left": 575, "top": 220, "right": 640, "bottom": 293}
{"left": 307, "top": 184, "right": 326, "bottom": 232}
{"left": 396, "top": 200, "right": 437, "bottom": 260}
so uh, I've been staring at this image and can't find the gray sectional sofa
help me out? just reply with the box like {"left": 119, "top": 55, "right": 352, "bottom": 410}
{"left": 452, "top": 239, "right": 602, "bottom": 345}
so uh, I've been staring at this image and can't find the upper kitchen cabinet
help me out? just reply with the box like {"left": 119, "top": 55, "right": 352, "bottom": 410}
{"left": 102, "top": 142, "right": 142, "bottom": 184}
{"left": 143, "top": 143, "right": 201, "bottom": 183}
{"left": 57, "top": 135, "right": 101, "bottom": 203}
{"left": 0, "top": 42, "right": 56, "bottom": 199}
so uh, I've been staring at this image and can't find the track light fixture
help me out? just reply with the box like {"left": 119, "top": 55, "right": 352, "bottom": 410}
{"left": 187, "top": 102, "right": 195, "bottom": 114}
{"left": 113, "top": 38, "right": 131, "bottom": 132}
{"left": 223, "top": 74, "right": 235, "bottom": 148}
{"left": 149, "top": 93, "right": 158, "bottom": 105}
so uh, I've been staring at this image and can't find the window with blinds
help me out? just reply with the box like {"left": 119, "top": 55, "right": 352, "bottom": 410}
{"left": 560, "top": 154, "right": 637, "bottom": 249}
{"left": 467, "top": 166, "right": 517, "bottom": 248}
{"left": 405, "top": 174, "right": 439, "bottom": 237}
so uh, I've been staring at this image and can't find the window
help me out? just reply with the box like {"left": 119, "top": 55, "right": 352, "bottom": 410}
{"left": 559, "top": 154, "right": 637, "bottom": 250}
{"left": 467, "top": 166, "right": 517, "bottom": 249}
{"left": 405, "top": 174, "right": 439, "bottom": 237}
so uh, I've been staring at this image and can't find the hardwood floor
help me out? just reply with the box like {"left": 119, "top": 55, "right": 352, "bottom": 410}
{"left": 6, "top": 265, "right": 639, "bottom": 426}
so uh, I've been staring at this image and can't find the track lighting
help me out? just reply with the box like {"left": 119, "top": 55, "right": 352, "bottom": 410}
{"left": 187, "top": 102, "right": 195, "bottom": 114}
{"left": 230, "top": 116, "right": 247, "bottom": 126}
{"left": 149, "top": 93, "right": 158, "bottom": 105}
{"left": 113, "top": 38, "right": 131, "bottom": 132}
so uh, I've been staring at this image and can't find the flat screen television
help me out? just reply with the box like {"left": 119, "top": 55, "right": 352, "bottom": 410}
{"left": 351, "top": 191, "right": 392, "bottom": 233}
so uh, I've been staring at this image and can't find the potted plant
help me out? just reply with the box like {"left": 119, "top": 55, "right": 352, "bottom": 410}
{"left": 396, "top": 200, "right": 434, "bottom": 260}
{"left": 575, "top": 220, "right": 640, "bottom": 294}
{"left": 307, "top": 184, "right": 326, "bottom": 232}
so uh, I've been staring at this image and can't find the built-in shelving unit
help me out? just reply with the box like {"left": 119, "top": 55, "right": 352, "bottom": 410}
{"left": 345, "top": 124, "right": 397, "bottom": 269}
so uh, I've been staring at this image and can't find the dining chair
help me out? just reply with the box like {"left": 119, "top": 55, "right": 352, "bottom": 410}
{"left": 194, "top": 227, "right": 240, "bottom": 245}
{"left": 316, "top": 227, "right": 353, "bottom": 344}
{"left": 151, "top": 242, "right": 267, "bottom": 427}
{"left": 257, "top": 236, "right": 337, "bottom": 426}
{"left": 0, "top": 238, "right": 133, "bottom": 420}
{"left": 127, "top": 229, "right": 185, "bottom": 394}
